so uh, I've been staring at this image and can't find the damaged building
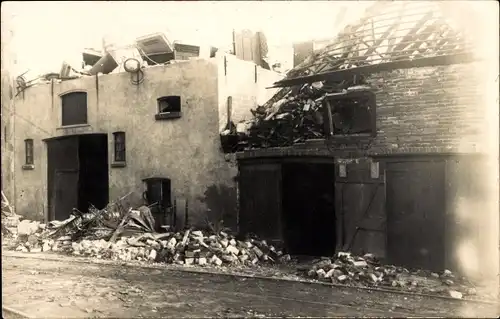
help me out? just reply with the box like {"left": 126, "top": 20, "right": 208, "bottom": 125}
{"left": 228, "top": 1, "right": 498, "bottom": 280}
{"left": 9, "top": 35, "right": 283, "bottom": 232}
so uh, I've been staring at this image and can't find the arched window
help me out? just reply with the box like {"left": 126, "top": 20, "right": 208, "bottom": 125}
{"left": 61, "top": 91, "right": 88, "bottom": 126}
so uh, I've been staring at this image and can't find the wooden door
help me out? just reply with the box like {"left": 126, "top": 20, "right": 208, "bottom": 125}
{"left": 47, "top": 137, "right": 79, "bottom": 221}
{"left": 53, "top": 169, "right": 79, "bottom": 221}
{"left": 238, "top": 162, "right": 282, "bottom": 243}
{"left": 386, "top": 161, "right": 445, "bottom": 271}
{"left": 335, "top": 161, "right": 386, "bottom": 258}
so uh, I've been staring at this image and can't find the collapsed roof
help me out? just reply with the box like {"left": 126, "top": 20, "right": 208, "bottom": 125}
{"left": 222, "top": 1, "right": 477, "bottom": 152}
{"left": 266, "top": 1, "right": 475, "bottom": 106}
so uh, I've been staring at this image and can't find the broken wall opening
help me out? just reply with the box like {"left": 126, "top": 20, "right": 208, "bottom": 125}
{"left": 281, "top": 162, "right": 336, "bottom": 257}
{"left": 326, "top": 90, "right": 376, "bottom": 136}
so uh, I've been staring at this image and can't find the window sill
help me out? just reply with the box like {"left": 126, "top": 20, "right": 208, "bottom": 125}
{"left": 22, "top": 164, "right": 35, "bottom": 170}
{"left": 327, "top": 134, "right": 376, "bottom": 143}
{"left": 155, "top": 112, "right": 182, "bottom": 120}
{"left": 57, "top": 124, "right": 90, "bottom": 130}
{"left": 111, "top": 162, "right": 127, "bottom": 168}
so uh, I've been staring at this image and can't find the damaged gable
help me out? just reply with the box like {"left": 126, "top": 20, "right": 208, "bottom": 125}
{"left": 220, "top": 1, "right": 478, "bottom": 153}
{"left": 222, "top": 78, "right": 376, "bottom": 151}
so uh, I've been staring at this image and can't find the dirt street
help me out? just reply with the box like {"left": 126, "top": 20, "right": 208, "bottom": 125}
{"left": 2, "top": 253, "right": 499, "bottom": 318}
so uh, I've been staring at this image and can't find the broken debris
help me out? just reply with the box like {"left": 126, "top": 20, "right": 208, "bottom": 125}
{"left": 221, "top": 79, "right": 373, "bottom": 151}
{"left": 32, "top": 227, "right": 286, "bottom": 269}
{"left": 303, "top": 251, "right": 477, "bottom": 298}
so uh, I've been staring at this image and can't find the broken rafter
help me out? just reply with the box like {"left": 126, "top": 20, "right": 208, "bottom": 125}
{"left": 291, "top": 6, "right": 437, "bottom": 74}
{"left": 272, "top": 53, "right": 476, "bottom": 88}
{"left": 277, "top": 1, "right": 473, "bottom": 89}
{"left": 390, "top": 11, "right": 434, "bottom": 57}
{"left": 293, "top": 35, "right": 472, "bottom": 74}
{"left": 362, "top": 3, "right": 408, "bottom": 59}
{"left": 289, "top": 2, "right": 386, "bottom": 76}
{"left": 293, "top": 29, "right": 469, "bottom": 76}
{"left": 399, "top": 20, "right": 443, "bottom": 59}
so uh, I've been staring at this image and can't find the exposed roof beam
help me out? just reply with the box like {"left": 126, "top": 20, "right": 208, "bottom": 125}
{"left": 390, "top": 11, "right": 434, "bottom": 55}
{"left": 271, "top": 53, "right": 476, "bottom": 88}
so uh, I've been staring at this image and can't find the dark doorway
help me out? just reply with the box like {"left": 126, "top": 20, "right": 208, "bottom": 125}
{"left": 47, "top": 134, "right": 109, "bottom": 221}
{"left": 78, "top": 134, "right": 109, "bottom": 212}
{"left": 281, "top": 162, "right": 336, "bottom": 257}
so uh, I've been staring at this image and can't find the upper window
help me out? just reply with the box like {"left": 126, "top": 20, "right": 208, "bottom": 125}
{"left": 325, "top": 90, "right": 376, "bottom": 137}
{"left": 61, "top": 92, "right": 88, "bottom": 126}
{"left": 24, "top": 139, "right": 34, "bottom": 165}
{"left": 155, "top": 95, "right": 182, "bottom": 120}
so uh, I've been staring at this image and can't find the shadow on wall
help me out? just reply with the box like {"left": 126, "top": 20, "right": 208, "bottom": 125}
{"left": 198, "top": 184, "right": 237, "bottom": 231}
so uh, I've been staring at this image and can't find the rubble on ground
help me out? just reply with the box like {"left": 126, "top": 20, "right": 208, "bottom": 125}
{"left": 14, "top": 222, "right": 289, "bottom": 268}
{"left": 67, "top": 230, "right": 287, "bottom": 267}
{"left": 5, "top": 192, "right": 481, "bottom": 299}
{"left": 7, "top": 195, "right": 289, "bottom": 268}
{"left": 303, "top": 251, "right": 477, "bottom": 298}
{"left": 1, "top": 191, "right": 21, "bottom": 237}
{"left": 221, "top": 80, "right": 372, "bottom": 151}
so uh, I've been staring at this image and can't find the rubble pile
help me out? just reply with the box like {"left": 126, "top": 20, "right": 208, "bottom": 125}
{"left": 1, "top": 191, "right": 21, "bottom": 237}
{"left": 9, "top": 193, "right": 289, "bottom": 268}
{"left": 45, "top": 229, "right": 288, "bottom": 267}
{"left": 306, "top": 252, "right": 410, "bottom": 286}
{"left": 11, "top": 200, "right": 154, "bottom": 252}
{"left": 304, "top": 251, "right": 475, "bottom": 298}
{"left": 242, "top": 82, "right": 329, "bottom": 149}
{"left": 222, "top": 80, "right": 373, "bottom": 151}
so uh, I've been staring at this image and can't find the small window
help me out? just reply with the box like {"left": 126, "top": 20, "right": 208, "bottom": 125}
{"left": 113, "top": 132, "right": 126, "bottom": 163}
{"left": 61, "top": 92, "right": 88, "bottom": 126}
{"left": 155, "top": 96, "right": 182, "bottom": 120}
{"left": 25, "top": 139, "right": 34, "bottom": 165}
{"left": 326, "top": 90, "right": 376, "bottom": 137}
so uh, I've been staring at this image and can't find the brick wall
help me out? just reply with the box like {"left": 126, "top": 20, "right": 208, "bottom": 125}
{"left": 237, "top": 60, "right": 496, "bottom": 159}
{"left": 367, "top": 61, "right": 491, "bottom": 155}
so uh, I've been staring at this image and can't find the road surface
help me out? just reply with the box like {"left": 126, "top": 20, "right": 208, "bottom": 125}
{"left": 2, "top": 253, "right": 498, "bottom": 318}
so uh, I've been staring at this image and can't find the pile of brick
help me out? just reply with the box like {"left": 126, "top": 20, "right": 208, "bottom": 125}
{"left": 305, "top": 251, "right": 474, "bottom": 299}
{"left": 306, "top": 252, "right": 410, "bottom": 286}
{"left": 13, "top": 220, "right": 52, "bottom": 252}
{"left": 1, "top": 191, "right": 21, "bottom": 236}
{"left": 38, "top": 229, "right": 290, "bottom": 267}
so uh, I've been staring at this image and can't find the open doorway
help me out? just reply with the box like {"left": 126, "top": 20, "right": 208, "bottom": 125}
{"left": 47, "top": 134, "right": 109, "bottom": 221}
{"left": 281, "top": 162, "right": 336, "bottom": 257}
{"left": 78, "top": 134, "right": 109, "bottom": 212}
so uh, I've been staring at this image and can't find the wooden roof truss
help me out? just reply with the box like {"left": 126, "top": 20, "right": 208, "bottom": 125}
{"left": 279, "top": 1, "right": 474, "bottom": 86}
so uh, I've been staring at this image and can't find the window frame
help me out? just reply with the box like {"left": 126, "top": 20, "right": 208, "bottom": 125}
{"left": 324, "top": 89, "right": 377, "bottom": 139}
{"left": 155, "top": 95, "right": 182, "bottom": 120}
{"left": 60, "top": 91, "right": 88, "bottom": 126}
{"left": 24, "top": 138, "right": 34, "bottom": 168}
{"left": 112, "top": 131, "right": 126, "bottom": 164}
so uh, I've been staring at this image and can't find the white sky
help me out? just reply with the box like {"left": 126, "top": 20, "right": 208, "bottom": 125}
{"left": 2, "top": 1, "right": 371, "bottom": 78}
